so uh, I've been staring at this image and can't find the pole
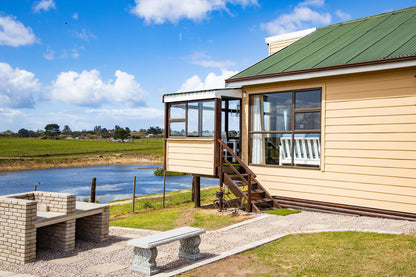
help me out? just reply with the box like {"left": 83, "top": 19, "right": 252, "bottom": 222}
{"left": 162, "top": 170, "right": 166, "bottom": 208}
{"left": 91, "top": 177, "right": 96, "bottom": 203}
{"left": 132, "top": 176, "right": 136, "bottom": 212}
{"left": 193, "top": 176, "right": 201, "bottom": 208}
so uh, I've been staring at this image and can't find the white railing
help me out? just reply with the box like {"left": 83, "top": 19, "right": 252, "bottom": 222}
{"left": 279, "top": 137, "right": 320, "bottom": 166}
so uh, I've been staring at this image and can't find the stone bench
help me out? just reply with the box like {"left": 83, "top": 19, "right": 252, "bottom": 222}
{"left": 127, "top": 227, "right": 205, "bottom": 275}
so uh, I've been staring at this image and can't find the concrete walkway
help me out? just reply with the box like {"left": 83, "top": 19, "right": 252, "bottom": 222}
{"left": 1, "top": 211, "right": 415, "bottom": 277}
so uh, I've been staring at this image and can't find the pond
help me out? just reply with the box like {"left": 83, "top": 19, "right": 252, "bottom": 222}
{"left": 0, "top": 165, "right": 219, "bottom": 203}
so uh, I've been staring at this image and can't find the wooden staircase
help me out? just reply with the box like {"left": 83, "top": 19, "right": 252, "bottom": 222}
{"left": 218, "top": 140, "right": 281, "bottom": 213}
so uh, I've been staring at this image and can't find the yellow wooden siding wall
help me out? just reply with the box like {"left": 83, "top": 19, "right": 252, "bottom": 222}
{"left": 268, "top": 37, "right": 302, "bottom": 55}
{"left": 242, "top": 68, "right": 416, "bottom": 214}
{"left": 166, "top": 139, "right": 215, "bottom": 176}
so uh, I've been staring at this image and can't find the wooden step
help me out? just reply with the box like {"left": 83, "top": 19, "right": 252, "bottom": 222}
{"left": 227, "top": 173, "right": 248, "bottom": 180}
{"left": 243, "top": 189, "right": 265, "bottom": 195}
{"left": 252, "top": 198, "right": 273, "bottom": 205}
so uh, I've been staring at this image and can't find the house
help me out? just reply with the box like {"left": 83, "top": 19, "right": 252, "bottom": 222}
{"left": 162, "top": 6, "right": 416, "bottom": 220}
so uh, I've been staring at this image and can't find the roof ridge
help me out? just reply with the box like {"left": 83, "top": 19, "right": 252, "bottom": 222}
{"left": 318, "top": 5, "right": 416, "bottom": 30}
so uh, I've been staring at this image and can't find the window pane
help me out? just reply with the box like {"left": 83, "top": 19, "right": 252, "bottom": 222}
{"left": 169, "top": 122, "right": 185, "bottom": 136}
{"left": 250, "top": 133, "right": 286, "bottom": 165}
{"left": 228, "top": 100, "right": 240, "bottom": 138}
{"left": 295, "top": 90, "right": 321, "bottom": 109}
{"left": 170, "top": 103, "right": 186, "bottom": 119}
{"left": 202, "top": 101, "right": 215, "bottom": 137}
{"left": 187, "top": 102, "right": 200, "bottom": 136}
{"left": 293, "top": 134, "right": 321, "bottom": 167}
{"left": 295, "top": 112, "right": 320, "bottom": 130}
{"left": 251, "top": 93, "right": 292, "bottom": 132}
{"left": 264, "top": 92, "right": 293, "bottom": 131}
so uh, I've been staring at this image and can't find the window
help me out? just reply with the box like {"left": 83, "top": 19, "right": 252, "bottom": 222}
{"left": 250, "top": 89, "right": 321, "bottom": 168}
{"left": 168, "top": 100, "right": 215, "bottom": 138}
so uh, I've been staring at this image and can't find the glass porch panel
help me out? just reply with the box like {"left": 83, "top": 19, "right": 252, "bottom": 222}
{"left": 170, "top": 103, "right": 186, "bottom": 119}
{"left": 293, "top": 134, "right": 321, "bottom": 167}
{"left": 187, "top": 102, "right": 200, "bottom": 137}
{"left": 227, "top": 100, "right": 240, "bottom": 138}
{"left": 202, "top": 101, "right": 215, "bottom": 137}
{"left": 169, "top": 122, "right": 185, "bottom": 136}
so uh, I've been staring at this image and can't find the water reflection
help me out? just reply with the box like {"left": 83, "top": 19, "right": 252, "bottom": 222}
{"left": 0, "top": 165, "right": 218, "bottom": 203}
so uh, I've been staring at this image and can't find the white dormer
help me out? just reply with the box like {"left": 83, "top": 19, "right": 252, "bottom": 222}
{"left": 265, "top": 28, "right": 316, "bottom": 55}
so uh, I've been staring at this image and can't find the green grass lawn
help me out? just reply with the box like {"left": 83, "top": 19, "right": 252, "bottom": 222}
{"left": 110, "top": 187, "right": 220, "bottom": 217}
{"left": 183, "top": 231, "right": 416, "bottom": 276}
{"left": 110, "top": 210, "right": 182, "bottom": 231}
{"left": 110, "top": 186, "right": 248, "bottom": 231}
{"left": 0, "top": 137, "right": 163, "bottom": 157}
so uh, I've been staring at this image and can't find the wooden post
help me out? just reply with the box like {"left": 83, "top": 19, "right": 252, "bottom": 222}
{"left": 162, "top": 171, "right": 166, "bottom": 208}
{"left": 91, "top": 177, "right": 96, "bottom": 203}
{"left": 219, "top": 142, "right": 224, "bottom": 211}
{"left": 193, "top": 176, "right": 201, "bottom": 208}
{"left": 191, "top": 178, "right": 195, "bottom": 202}
{"left": 132, "top": 176, "right": 136, "bottom": 212}
{"left": 247, "top": 176, "right": 252, "bottom": 212}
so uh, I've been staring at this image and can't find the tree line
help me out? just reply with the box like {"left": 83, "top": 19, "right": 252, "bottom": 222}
{"left": 1, "top": 124, "right": 163, "bottom": 140}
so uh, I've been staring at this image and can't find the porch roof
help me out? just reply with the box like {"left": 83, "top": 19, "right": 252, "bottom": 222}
{"left": 227, "top": 6, "right": 416, "bottom": 85}
{"left": 162, "top": 88, "right": 242, "bottom": 103}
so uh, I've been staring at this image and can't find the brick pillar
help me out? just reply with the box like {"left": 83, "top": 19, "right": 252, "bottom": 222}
{"left": 37, "top": 219, "right": 76, "bottom": 251}
{"left": 0, "top": 198, "right": 37, "bottom": 264}
{"left": 76, "top": 206, "right": 109, "bottom": 242}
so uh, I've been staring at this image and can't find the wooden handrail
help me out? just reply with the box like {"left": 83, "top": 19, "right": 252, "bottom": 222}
{"left": 218, "top": 139, "right": 256, "bottom": 178}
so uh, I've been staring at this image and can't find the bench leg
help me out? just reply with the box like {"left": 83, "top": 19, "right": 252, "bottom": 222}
{"left": 131, "top": 247, "right": 159, "bottom": 276}
{"left": 178, "top": 235, "right": 202, "bottom": 260}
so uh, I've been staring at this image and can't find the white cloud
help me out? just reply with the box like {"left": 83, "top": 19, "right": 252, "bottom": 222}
{"left": 179, "top": 69, "right": 238, "bottom": 92}
{"left": 260, "top": 0, "right": 331, "bottom": 35}
{"left": 336, "top": 10, "right": 351, "bottom": 21}
{"left": 131, "top": 0, "right": 258, "bottom": 24}
{"left": 32, "top": 0, "right": 56, "bottom": 13}
{"left": 72, "top": 13, "right": 79, "bottom": 20}
{"left": 299, "top": 0, "right": 324, "bottom": 7}
{"left": 72, "top": 28, "right": 97, "bottom": 41}
{"left": 43, "top": 47, "right": 55, "bottom": 60}
{"left": 50, "top": 69, "right": 148, "bottom": 107}
{"left": 0, "top": 63, "right": 40, "bottom": 108}
{"left": 0, "top": 15, "right": 38, "bottom": 47}
{"left": 186, "top": 51, "right": 235, "bottom": 68}
{"left": 0, "top": 107, "right": 23, "bottom": 118}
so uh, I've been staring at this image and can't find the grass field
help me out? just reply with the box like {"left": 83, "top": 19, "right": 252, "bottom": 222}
{"left": 0, "top": 137, "right": 163, "bottom": 157}
{"left": 0, "top": 137, "right": 164, "bottom": 170}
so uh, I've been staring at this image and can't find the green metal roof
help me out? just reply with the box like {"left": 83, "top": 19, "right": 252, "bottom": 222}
{"left": 228, "top": 6, "right": 416, "bottom": 81}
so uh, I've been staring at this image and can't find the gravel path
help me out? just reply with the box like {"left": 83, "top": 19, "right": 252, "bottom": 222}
{"left": 1, "top": 211, "right": 415, "bottom": 277}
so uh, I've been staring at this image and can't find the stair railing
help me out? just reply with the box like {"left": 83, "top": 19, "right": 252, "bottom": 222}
{"left": 218, "top": 139, "right": 254, "bottom": 212}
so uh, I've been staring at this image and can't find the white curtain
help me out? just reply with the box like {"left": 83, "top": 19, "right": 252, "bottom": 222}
{"left": 252, "top": 95, "right": 265, "bottom": 164}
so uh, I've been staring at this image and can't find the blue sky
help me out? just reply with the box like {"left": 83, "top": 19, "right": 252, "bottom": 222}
{"left": 1, "top": 0, "right": 415, "bottom": 132}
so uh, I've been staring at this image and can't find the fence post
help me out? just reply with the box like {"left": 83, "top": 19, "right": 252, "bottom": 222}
{"left": 91, "top": 177, "right": 96, "bottom": 203}
{"left": 132, "top": 176, "right": 136, "bottom": 212}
